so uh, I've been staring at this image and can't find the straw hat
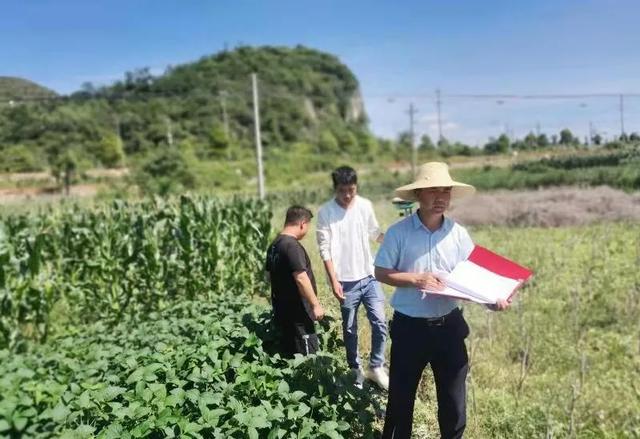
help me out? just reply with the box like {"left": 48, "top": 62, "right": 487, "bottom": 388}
{"left": 395, "top": 162, "right": 475, "bottom": 202}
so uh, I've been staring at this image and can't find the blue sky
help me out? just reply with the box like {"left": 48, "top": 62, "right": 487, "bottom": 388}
{"left": 2, "top": 0, "right": 640, "bottom": 144}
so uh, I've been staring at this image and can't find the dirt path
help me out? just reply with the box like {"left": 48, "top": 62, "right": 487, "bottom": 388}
{"left": 449, "top": 186, "right": 640, "bottom": 227}
{"left": 0, "top": 184, "right": 99, "bottom": 205}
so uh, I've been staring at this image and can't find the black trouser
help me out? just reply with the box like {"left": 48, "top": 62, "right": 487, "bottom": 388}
{"left": 383, "top": 309, "right": 469, "bottom": 439}
{"left": 275, "top": 316, "right": 319, "bottom": 357}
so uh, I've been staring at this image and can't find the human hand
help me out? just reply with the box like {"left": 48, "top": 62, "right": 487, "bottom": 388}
{"left": 311, "top": 303, "right": 325, "bottom": 321}
{"left": 332, "top": 281, "right": 345, "bottom": 303}
{"left": 487, "top": 298, "right": 510, "bottom": 311}
{"left": 414, "top": 273, "right": 445, "bottom": 292}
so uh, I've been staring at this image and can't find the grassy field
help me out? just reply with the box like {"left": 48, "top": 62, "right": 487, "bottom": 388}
{"left": 272, "top": 197, "right": 640, "bottom": 438}
{"left": 1, "top": 188, "right": 638, "bottom": 437}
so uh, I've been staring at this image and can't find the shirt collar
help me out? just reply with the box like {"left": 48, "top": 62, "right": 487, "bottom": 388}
{"left": 411, "top": 211, "right": 451, "bottom": 234}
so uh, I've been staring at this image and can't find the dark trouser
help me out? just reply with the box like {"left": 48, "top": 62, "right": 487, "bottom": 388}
{"left": 382, "top": 309, "right": 469, "bottom": 439}
{"left": 275, "top": 317, "right": 319, "bottom": 357}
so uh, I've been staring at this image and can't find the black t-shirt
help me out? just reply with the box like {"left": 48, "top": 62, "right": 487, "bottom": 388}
{"left": 265, "top": 234, "right": 317, "bottom": 322}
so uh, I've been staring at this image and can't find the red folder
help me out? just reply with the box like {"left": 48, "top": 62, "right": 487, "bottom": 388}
{"left": 469, "top": 246, "right": 533, "bottom": 282}
{"left": 431, "top": 245, "right": 533, "bottom": 304}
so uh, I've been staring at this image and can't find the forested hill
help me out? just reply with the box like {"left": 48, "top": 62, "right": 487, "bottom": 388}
{"left": 0, "top": 77, "right": 57, "bottom": 101}
{"left": 0, "top": 46, "right": 377, "bottom": 173}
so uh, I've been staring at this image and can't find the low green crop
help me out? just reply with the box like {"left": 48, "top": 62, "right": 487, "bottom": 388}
{"left": 0, "top": 299, "right": 382, "bottom": 439}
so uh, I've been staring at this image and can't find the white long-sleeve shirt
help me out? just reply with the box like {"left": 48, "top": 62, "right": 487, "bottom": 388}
{"left": 316, "top": 195, "right": 382, "bottom": 282}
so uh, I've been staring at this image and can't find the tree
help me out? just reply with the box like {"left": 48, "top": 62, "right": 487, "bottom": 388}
{"left": 355, "top": 131, "right": 378, "bottom": 155}
{"left": 559, "top": 128, "right": 575, "bottom": 145}
{"left": 629, "top": 132, "right": 640, "bottom": 142}
{"left": 419, "top": 134, "right": 435, "bottom": 151}
{"left": 592, "top": 134, "right": 603, "bottom": 145}
{"left": 207, "top": 122, "right": 231, "bottom": 157}
{"left": 80, "top": 82, "right": 97, "bottom": 96}
{"left": 52, "top": 150, "right": 79, "bottom": 195}
{"left": 0, "top": 145, "right": 42, "bottom": 172}
{"left": 318, "top": 130, "right": 339, "bottom": 154}
{"left": 484, "top": 134, "right": 509, "bottom": 154}
{"left": 397, "top": 131, "right": 412, "bottom": 151}
{"left": 523, "top": 132, "right": 538, "bottom": 149}
{"left": 337, "top": 130, "right": 359, "bottom": 154}
{"left": 437, "top": 137, "right": 450, "bottom": 150}
{"left": 135, "top": 146, "right": 198, "bottom": 195}
{"left": 537, "top": 133, "right": 549, "bottom": 148}
{"left": 96, "top": 132, "right": 126, "bottom": 167}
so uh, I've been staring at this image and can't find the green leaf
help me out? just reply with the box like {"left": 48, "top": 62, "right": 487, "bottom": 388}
{"left": 126, "top": 367, "right": 145, "bottom": 384}
{"left": 77, "top": 391, "right": 92, "bottom": 409}
{"left": 184, "top": 422, "right": 203, "bottom": 434}
{"left": 75, "top": 424, "right": 97, "bottom": 436}
{"left": 277, "top": 380, "right": 289, "bottom": 394}
{"left": 98, "top": 386, "right": 127, "bottom": 402}
{"left": 13, "top": 417, "right": 27, "bottom": 431}
{"left": 0, "top": 420, "right": 10, "bottom": 432}
{"left": 267, "top": 427, "right": 283, "bottom": 439}
{"left": 97, "top": 422, "right": 123, "bottom": 439}
{"left": 51, "top": 402, "right": 70, "bottom": 423}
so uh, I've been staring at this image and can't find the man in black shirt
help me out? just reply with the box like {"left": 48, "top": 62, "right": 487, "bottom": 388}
{"left": 266, "top": 205, "right": 325, "bottom": 356}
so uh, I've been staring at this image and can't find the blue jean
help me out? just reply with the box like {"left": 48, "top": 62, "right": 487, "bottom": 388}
{"left": 340, "top": 275, "right": 388, "bottom": 369}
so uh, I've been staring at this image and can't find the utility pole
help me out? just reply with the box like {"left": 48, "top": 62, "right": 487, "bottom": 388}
{"left": 619, "top": 94, "right": 625, "bottom": 138}
{"left": 435, "top": 88, "right": 443, "bottom": 142}
{"left": 536, "top": 122, "right": 541, "bottom": 137}
{"left": 588, "top": 121, "right": 594, "bottom": 145}
{"left": 219, "top": 90, "right": 230, "bottom": 138}
{"left": 408, "top": 103, "right": 418, "bottom": 177}
{"left": 251, "top": 73, "right": 265, "bottom": 199}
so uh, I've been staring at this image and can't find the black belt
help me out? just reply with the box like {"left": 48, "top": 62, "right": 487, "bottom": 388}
{"left": 395, "top": 308, "right": 460, "bottom": 327}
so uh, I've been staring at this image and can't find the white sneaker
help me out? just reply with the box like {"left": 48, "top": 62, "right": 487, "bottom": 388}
{"left": 351, "top": 367, "right": 365, "bottom": 389}
{"left": 366, "top": 366, "right": 389, "bottom": 390}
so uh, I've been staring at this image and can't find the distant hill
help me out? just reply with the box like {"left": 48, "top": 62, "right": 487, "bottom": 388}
{"left": 0, "top": 46, "right": 377, "bottom": 173}
{"left": 0, "top": 76, "right": 57, "bottom": 101}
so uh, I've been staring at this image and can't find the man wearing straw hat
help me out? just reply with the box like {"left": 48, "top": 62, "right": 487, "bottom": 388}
{"left": 374, "top": 162, "right": 509, "bottom": 439}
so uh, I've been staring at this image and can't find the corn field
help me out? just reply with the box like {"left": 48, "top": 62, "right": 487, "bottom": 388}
{"left": 0, "top": 196, "right": 271, "bottom": 350}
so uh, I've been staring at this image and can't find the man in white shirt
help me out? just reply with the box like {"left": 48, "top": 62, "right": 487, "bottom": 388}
{"left": 316, "top": 166, "right": 389, "bottom": 389}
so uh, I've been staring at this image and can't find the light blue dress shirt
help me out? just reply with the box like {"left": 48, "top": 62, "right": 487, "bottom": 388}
{"left": 374, "top": 213, "right": 475, "bottom": 318}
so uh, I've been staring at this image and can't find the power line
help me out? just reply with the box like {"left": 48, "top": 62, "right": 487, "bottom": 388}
{"left": 443, "top": 92, "right": 640, "bottom": 100}
{"left": 7, "top": 86, "right": 640, "bottom": 106}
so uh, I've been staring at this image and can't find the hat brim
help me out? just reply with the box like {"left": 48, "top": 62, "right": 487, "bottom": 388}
{"left": 394, "top": 181, "right": 475, "bottom": 202}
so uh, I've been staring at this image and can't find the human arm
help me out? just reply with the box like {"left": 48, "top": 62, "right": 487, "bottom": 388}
{"left": 321, "top": 259, "right": 344, "bottom": 303}
{"left": 366, "top": 201, "right": 383, "bottom": 243}
{"left": 315, "top": 209, "right": 344, "bottom": 303}
{"left": 293, "top": 270, "right": 325, "bottom": 320}
{"left": 373, "top": 226, "right": 445, "bottom": 292}
{"left": 374, "top": 266, "right": 445, "bottom": 291}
